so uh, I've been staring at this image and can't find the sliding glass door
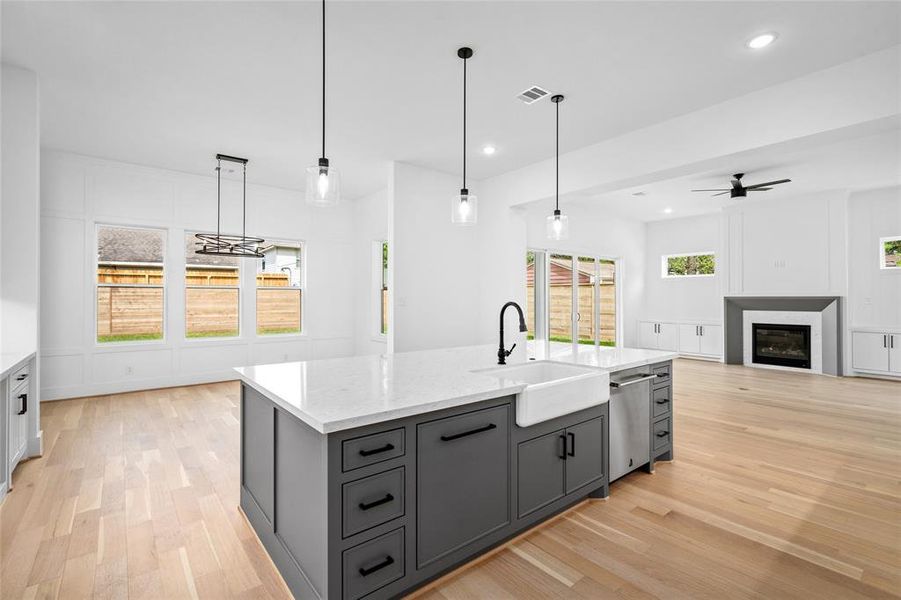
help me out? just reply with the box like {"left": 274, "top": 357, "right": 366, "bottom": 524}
{"left": 527, "top": 250, "right": 618, "bottom": 350}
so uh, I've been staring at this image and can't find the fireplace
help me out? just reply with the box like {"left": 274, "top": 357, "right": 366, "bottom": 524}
{"left": 752, "top": 323, "right": 811, "bottom": 369}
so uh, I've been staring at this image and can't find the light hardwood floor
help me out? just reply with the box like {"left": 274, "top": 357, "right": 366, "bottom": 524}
{"left": 1, "top": 360, "right": 899, "bottom": 599}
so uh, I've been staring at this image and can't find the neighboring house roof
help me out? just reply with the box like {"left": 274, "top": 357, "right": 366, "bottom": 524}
{"left": 98, "top": 226, "right": 163, "bottom": 263}
{"left": 526, "top": 259, "right": 615, "bottom": 286}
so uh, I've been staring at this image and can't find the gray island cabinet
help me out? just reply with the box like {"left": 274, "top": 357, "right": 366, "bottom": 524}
{"left": 236, "top": 346, "right": 675, "bottom": 600}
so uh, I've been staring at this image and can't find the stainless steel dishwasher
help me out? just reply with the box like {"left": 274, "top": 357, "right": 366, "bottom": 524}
{"left": 609, "top": 370, "right": 655, "bottom": 482}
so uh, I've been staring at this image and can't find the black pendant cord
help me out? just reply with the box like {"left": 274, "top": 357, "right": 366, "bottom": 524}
{"left": 462, "top": 53, "right": 466, "bottom": 190}
{"left": 216, "top": 158, "right": 222, "bottom": 240}
{"left": 242, "top": 163, "right": 247, "bottom": 242}
{"left": 321, "top": 0, "right": 326, "bottom": 159}
{"left": 555, "top": 99, "right": 559, "bottom": 211}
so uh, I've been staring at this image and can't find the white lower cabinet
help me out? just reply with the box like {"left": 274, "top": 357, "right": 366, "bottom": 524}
{"left": 851, "top": 331, "right": 900, "bottom": 374}
{"left": 642, "top": 321, "right": 721, "bottom": 358}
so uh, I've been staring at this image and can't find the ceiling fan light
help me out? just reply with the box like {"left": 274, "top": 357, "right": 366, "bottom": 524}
{"left": 747, "top": 32, "right": 777, "bottom": 49}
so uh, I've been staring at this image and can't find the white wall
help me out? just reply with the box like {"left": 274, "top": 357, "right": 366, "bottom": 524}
{"left": 847, "top": 185, "right": 901, "bottom": 329}
{"left": 1, "top": 65, "right": 40, "bottom": 358}
{"left": 390, "top": 162, "right": 481, "bottom": 353}
{"left": 40, "top": 151, "right": 356, "bottom": 400}
{"left": 643, "top": 214, "right": 721, "bottom": 323}
{"left": 352, "top": 187, "right": 390, "bottom": 355}
{"left": 523, "top": 203, "right": 647, "bottom": 347}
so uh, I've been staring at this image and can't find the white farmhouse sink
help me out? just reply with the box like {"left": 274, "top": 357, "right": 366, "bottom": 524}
{"left": 475, "top": 361, "right": 610, "bottom": 427}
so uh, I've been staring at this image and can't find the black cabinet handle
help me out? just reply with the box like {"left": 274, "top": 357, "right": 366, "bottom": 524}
{"left": 18, "top": 394, "right": 27, "bottom": 415}
{"left": 440, "top": 423, "right": 496, "bottom": 442}
{"left": 359, "top": 443, "right": 394, "bottom": 457}
{"left": 359, "top": 555, "right": 394, "bottom": 577}
{"left": 892, "top": 335, "right": 896, "bottom": 349}
{"left": 359, "top": 493, "right": 394, "bottom": 511}
{"left": 567, "top": 432, "right": 575, "bottom": 457}
{"left": 16, "top": 373, "right": 27, "bottom": 381}
{"left": 655, "top": 398, "right": 669, "bottom": 405}
{"left": 558, "top": 434, "right": 567, "bottom": 459}
{"left": 885, "top": 335, "right": 888, "bottom": 348}
{"left": 656, "top": 372, "right": 668, "bottom": 378}
{"left": 656, "top": 430, "right": 669, "bottom": 437}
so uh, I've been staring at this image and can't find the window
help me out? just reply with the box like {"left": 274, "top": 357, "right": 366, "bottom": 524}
{"left": 881, "top": 237, "right": 901, "bottom": 269}
{"left": 527, "top": 250, "right": 617, "bottom": 348}
{"left": 185, "top": 234, "right": 240, "bottom": 338}
{"left": 662, "top": 252, "right": 715, "bottom": 278}
{"left": 256, "top": 241, "right": 303, "bottom": 335}
{"left": 96, "top": 225, "right": 165, "bottom": 343}
{"left": 380, "top": 242, "right": 388, "bottom": 335}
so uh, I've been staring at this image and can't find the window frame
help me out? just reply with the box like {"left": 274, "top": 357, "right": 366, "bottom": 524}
{"left": 879, "top": 236, "right": 901, "bottom": 271}
{"left": 94, "top": 223, "right": 168, "bottom": 347}
{"left": 183, "top": 232, "right": 243, "bottom": 341}
{"left": 255, "top": 239, "right": 306, "bottom": 337}
{"left": 661, "top": 251, "right": 716, "bottom": 279}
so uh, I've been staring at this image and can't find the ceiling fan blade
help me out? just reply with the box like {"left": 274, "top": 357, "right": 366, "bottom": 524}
{"left": 691, "top": 188, "right": 730, "bottom": 192}
{"left": 748, "top": 187, "right": 772, "bottom": 191}
{"left": 745, "top": 178, "right": 791, "bottom": 189}
{"left": 712, "top": 191, "right": 731, "bottom": 197}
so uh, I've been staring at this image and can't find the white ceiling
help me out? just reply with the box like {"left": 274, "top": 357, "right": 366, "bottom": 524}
{"left": 2, "top": 1, "right": 899, "bottom": 200}
{"left": 569, "top": 119, "right": 901, "bottom": 222}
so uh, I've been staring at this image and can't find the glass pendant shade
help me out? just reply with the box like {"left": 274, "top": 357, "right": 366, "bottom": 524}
{"left": 451, "top": 189, "right": 478, "bottom": 225}
{"left": 305, "top": 159, "right": 340, "bottom": 207}
{"left": 546, "top": 210, "right": 569, "bottom": 241}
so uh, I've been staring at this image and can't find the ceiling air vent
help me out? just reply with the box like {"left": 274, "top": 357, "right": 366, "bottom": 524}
{"left": 517, "top": 85, "right": 549, "bottom": 104}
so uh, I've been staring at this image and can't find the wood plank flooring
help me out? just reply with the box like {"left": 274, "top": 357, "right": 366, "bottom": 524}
{"left": 1, "top": 359, "right": 899, "bottom": 599}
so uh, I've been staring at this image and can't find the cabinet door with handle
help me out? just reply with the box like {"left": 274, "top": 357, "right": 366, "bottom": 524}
{"left": 564, "top": 416, "right": 605, "bottom": 495}
{"left": 517, "top": 430, "right": 565, "bottom": 518}
{"left": 890, "top": 334, "right": 901, "bottom": 374}
{"left": 852, "top": 332, "right": 890, "bottom": 372}
{"left": 656, "top": 323, "right": 679, "bottom": 352}
{"left": 638, "top": 322, "right": 659, "bottom": 350}
{"left": 417, "top": 404, "right": 510, "bottom": 568}
{"left": 698, "top": 325, "right": 723, "bottom": 357}
{"left": 678, "top": 324, "right": 700, "bottom": 354}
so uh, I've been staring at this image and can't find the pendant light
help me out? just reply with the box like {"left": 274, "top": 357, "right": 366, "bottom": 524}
{"left": 196, "top": 154, "right": 265, "bottom": 258}
{"left": 546, "top": 94, "right": 570, "bottom": 241}
{"left": 306, "top": 0, "right": 339, "bottom": 206}
{"left": 451, "top": 47, "right": 477, "bottom": 225}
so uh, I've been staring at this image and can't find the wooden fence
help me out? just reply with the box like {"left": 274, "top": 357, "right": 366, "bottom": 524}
{"left": 526, "top": 282, "right": 616, "bottom": 343}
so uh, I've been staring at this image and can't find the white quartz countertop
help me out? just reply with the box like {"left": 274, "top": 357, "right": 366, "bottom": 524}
{"left": 1, "top": 350, "right": 35, "bottom": 380}
{"left": 234, "top": 343, "right": 676, "bottom": 434}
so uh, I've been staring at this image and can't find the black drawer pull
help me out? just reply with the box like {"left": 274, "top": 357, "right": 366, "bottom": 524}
{"left": 440, "top": 423, "right": 496, "bottom": 442}
{"left": 558, "top": 434, "right": 567, "bottom": 459}
{"left": 656, "top": 430, "right": 669, "bottom": 437}
{"left": 358, "top": 443, "right": 394, "bottom": 457}
{"left": 656, "top": 372, "right": 669, "bottom": 378}
{"left": 567, "top": 432, "right": 575, "bottom": 457}
{"left": 655, "top": 398, "right": 669, "bottom": 404}
{"left": 359, "top": 493, "right": 394, "bottom": 511}
{"left": 18, "top": 394, "right": 27, "bottom": 415}
{"left": 359, "top": 555, "right": 394, "bottom": 577}
{"left": 16, "top": 374, "right": 27, "bottom": 381}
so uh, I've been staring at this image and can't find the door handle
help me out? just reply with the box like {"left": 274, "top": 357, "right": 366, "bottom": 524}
{"left": 359, "top": 443, "right": 394, "bottom": 457}
{"left": 655, "top": 398, "right": 669, "bottom": 405}
{"left": 359, "top": 555, "right": 394, "bottom": 577}
{"left": 440, "top": 423, "right": 496, "bottom": 442}
{"left": 567, "top": 432, "right": 575, "bottom": 457}
{"left": 18, "top": 394, "right": 27, "bottom": 415}
{"left": 885, "top": 335, "right": 889, "bottom": 348}
{"left": 891, "top": 335, "right": 895, "bottom": 349}
{"left": 700, "top": 326, "right": 704, "bottom": 336}
{"left": 610, "top": 373, "right": 657, "bottom": 388}
{"left": 359, "top": 493, "right": 394, "bottom": 511}
{"left": 16, "top": 373, "right": 27, "bottom": 381}
{"left": 558, "top": 434, "right": 567, "bottom": 459}
{"left": 656, "top": 430, "right": 669, "bottom": 437}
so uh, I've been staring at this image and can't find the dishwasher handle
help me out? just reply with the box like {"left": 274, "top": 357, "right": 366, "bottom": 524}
{"left": 609, "top": 374, "right": 658, "bottom": 388}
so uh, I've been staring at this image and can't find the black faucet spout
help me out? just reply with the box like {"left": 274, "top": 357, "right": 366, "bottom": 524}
{"left": 498, "top": 301, "right": 528, "bottom": 365}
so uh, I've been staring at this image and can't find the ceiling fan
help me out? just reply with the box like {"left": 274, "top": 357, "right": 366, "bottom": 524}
{"left": 691, "top": 173, "right": 791, "bottom": 198}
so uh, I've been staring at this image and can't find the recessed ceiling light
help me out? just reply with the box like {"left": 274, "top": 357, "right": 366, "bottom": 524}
{"left": 663, "top": 207, "right": 673, "bottom": 214}
{"left": 747, "top": 32, "right": 777, "bottom": 49}
{"left": 482, "top": 145, "right": 496, "bottom": 155}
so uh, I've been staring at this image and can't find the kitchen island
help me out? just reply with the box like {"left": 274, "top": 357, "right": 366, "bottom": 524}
{"left": 235, "top": 344, "right": 675, "bottom": 600}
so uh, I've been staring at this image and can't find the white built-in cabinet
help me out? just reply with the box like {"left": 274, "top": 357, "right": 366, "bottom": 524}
{"left": 640, "top": 321, "right": 722, "bottom": 358}
{"left": 639, "top": 322, "right": 678, "bottom": 351}
{"left": 851, "top": 331, "right": 901, "bottom": 375}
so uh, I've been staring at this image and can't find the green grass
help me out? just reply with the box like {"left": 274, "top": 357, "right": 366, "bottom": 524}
{"left": 257, "top": 327, "right": 302, "bottom": 336}
{"left": 529, "top": 334, "right": 615, "bottom": 347}
{"left": 97, "top": 333, "right": 163, "bottom": 343}
{"left": 186, "top": 330, "right": 239, "bottom": 339}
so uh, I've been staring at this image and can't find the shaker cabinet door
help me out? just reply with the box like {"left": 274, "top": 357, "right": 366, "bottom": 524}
{"left": 564, "top": 417, "right": 605, "bottom": 495}
{"left": 517, "top": 430, "right": 565, "bottom": 518}
{"left": 417, "top": 404, "right": 510, "bottom": 568}
{"left": 852, "top": 332, "right": 889, "bottom": 372}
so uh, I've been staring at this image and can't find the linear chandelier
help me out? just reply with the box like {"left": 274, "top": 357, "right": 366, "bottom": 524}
{"left": 195, "top": 154, "right": 265, "bottom": 258}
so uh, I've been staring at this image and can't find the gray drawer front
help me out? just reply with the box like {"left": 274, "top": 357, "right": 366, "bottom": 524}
{"left": 517, "top": 431, "right": 564, "bottom": 518}
{"left": 342, "top": 428, "right": 405, "bottom": 472}
{"left": 342, "top": 467, "right": 405, "bottom": 539}
{"left": 342, "top": 527, "right": 405, "bottom": 600}
{"left": 652, "top": 386, "right": 671, "bottom": 418}
{"left": 652, "top": 362, "right": 671, "bottom": 384}
{"left": 417, "top": 404, "right": 510, "bottom": 568}
{"left": 653, "top": 416, "right": 672, "bottom": 451}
